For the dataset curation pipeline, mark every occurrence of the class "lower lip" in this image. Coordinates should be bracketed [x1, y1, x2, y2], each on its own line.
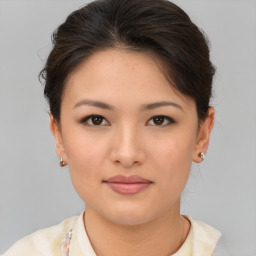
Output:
[105, 182, 152, 195]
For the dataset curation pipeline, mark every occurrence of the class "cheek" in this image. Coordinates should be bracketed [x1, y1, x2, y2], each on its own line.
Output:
[150, 131, 196, 193]
[63, 126, 107, 166]
[62, 129, 108, 197]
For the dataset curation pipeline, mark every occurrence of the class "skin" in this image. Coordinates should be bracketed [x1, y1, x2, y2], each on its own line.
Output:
[50, 48, 214, 256]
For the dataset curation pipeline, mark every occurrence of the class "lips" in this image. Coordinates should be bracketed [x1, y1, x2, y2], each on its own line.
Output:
[103, 175, 153, 195]
[105, 175, 152, 184]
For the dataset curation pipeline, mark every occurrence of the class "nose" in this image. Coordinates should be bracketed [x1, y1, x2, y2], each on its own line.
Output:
[109, 124, 146, 168]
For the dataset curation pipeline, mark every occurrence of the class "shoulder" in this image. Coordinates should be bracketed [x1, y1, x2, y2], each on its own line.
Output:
[184, 215, 222, 255]
[212, 237, 231, 256]
[188, 216, 221, 240]
[2, 215, 79, 256]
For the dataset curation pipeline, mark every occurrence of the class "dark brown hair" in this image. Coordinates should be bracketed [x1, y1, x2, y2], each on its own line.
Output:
[40, 0, 215, 123]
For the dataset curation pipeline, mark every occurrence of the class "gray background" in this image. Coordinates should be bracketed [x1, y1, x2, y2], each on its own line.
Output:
[0, 0, 255, 255]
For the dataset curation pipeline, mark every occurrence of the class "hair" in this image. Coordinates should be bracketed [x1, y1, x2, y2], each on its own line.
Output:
[39, 0, 215, 123]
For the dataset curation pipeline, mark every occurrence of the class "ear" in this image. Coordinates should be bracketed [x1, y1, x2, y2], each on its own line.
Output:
[49, 114, 67, 162]
[193, 107, 215, 163]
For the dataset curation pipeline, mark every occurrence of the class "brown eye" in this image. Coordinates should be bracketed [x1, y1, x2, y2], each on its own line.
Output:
[91, 116, 103, 125]
[80, 115, 109, 126]
[147, 115, 175, 126]
[153, 116, 165, 125]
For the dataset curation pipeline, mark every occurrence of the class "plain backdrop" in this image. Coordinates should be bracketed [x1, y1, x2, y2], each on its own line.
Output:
[0, 0, 255, 255]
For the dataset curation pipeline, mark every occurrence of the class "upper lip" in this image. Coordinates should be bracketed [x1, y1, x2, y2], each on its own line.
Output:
[104, 175, 152, 184]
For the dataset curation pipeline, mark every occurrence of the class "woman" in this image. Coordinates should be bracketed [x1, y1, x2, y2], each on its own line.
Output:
[3, 0, 229, 255]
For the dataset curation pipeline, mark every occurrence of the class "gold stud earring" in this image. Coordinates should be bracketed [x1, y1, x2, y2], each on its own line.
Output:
[60, 158, 67, 167]
[198, 152, 205, 161]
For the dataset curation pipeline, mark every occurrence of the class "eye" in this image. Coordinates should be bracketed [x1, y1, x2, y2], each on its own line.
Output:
[80, 114, 110, 126]
[147, 115, 175, 126]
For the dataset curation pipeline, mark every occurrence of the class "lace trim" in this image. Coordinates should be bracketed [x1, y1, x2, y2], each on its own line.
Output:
[60, 229, 73, 256]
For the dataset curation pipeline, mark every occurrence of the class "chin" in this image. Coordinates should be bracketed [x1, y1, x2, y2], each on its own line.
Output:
[109, 214, 150, 226]
[103, 205, 153, 226]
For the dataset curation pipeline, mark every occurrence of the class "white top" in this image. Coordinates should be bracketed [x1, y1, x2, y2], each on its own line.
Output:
[2, 211, 229, 256]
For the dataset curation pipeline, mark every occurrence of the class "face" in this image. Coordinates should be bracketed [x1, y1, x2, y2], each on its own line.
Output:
[51, 48, 214, 226]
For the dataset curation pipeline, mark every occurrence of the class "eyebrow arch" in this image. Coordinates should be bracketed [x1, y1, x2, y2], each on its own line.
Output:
[74, 100, 115, 110]
[74, 99, 183, 111]
[140, 101, 183, 111]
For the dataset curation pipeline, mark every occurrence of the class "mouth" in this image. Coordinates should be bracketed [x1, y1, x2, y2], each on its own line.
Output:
[103, 175, 153, 195]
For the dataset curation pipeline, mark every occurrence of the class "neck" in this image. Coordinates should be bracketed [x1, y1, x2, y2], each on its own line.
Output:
[83, 202, 190, 256]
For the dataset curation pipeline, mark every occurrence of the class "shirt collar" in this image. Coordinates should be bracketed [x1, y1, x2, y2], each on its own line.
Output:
[68, 211, 221, 256]
[69, 210, 96, 256]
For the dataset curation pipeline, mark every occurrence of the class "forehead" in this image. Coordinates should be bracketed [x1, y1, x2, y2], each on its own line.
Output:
[63, 48, 192, 107]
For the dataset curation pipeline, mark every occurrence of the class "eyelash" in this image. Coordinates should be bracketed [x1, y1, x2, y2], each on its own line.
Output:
[79, 114, 176, 127]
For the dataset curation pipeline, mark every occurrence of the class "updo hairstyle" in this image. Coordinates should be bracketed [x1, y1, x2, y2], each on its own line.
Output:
[39, 0, 215, 123]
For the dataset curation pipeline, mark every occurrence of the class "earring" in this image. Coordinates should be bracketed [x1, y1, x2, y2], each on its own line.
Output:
[60, 158, 67, 167]
[198, 152, 205, 161]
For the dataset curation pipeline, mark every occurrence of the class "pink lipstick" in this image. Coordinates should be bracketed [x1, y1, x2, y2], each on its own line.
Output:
[104, 175, 152, 195]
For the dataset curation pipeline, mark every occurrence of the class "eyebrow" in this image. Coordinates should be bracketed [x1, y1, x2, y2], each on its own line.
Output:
[74, 99, 183, 111]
